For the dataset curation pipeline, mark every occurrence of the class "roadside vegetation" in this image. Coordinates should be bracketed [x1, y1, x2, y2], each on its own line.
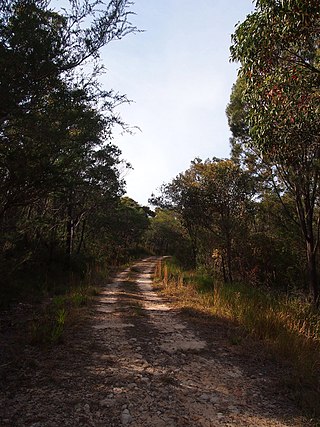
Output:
[1, 1, 320, 419]
[29, 273, 103, 345]
[148, 3, 320, 418]
[154, 257, 320, 417]
[0, 0, 153, 346]
[0, 0, 151, 308]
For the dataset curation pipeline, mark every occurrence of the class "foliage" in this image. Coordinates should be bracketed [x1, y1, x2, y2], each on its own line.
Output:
[230, 0, 320, 151]
[151, 158, 255, 281]
[143, 209, 193, 266]
[0, 0, 141, 304]
[102, 197, 152, 263]
[230, 1, 320, 303]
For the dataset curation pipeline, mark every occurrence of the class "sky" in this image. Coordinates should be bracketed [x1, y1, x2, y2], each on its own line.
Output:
[99, 0, 255, 206]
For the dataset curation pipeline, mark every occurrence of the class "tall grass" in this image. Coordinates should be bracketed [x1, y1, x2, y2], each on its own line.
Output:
[28, 263, 103, 346]
[154, 258, 320, 417]
[30, 283, 100, 345]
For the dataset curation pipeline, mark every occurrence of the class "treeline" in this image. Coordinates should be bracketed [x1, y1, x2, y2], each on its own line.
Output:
[0, 0, 153, 303]
[150, 0, 320, 306]
[2, 0, 319, 311]
[150, 157, 304, 290]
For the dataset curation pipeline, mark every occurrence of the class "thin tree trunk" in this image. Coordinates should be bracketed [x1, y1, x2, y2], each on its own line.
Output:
[223, 214, 233, 282]
[65, 201, 74, 269]
[221, 254, 227, 283]
[48, 225, 57, 266]
[306, 240, 319, 306]
[295, 191, 319, 306]
[77, 219, 86, 254]
[226, 236, 233, 282]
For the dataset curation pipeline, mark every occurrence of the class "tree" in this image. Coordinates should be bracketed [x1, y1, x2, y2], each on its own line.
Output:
[101, 197, 151, 263]
[230, 0, 320, 304]
[0, 0, 136, 218]
[226, 77, 307, 290]
[143, 209, 193, 266]
[152, 159, 255, 280]
[0, 0, 138, 294]
[0, 0, 135, 119]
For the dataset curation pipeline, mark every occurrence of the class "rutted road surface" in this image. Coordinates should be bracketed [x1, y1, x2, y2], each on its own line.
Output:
[0, 257, 310, 426]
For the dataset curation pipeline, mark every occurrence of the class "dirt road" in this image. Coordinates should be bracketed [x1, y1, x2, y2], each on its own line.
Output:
[0, 257, 310, 426]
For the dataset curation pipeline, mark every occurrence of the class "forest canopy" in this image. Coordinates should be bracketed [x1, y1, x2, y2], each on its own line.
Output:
[0, 0, 142, 302]
[150, 0, 320, 306]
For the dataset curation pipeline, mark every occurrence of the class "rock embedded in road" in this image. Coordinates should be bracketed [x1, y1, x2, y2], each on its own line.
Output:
[121, 408, 132, 425]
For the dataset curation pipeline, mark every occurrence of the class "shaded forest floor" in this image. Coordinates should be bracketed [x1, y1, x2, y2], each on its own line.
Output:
[0, 257, 315, 426]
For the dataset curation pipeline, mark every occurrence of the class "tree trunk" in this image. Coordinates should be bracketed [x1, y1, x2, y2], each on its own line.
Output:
[65, 202, 74, 269]
[306, 240, 319, 306]
[77, 219, 86, 254]
[295, 192, 319, 306]
[48, 225, 58, 266]
[221, 254, 227, 283]
[224, 217, 233, 282]
[226, 238, 233, 282]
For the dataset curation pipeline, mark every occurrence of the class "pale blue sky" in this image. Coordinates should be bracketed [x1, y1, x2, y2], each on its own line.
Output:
[100, 1, 255, 205]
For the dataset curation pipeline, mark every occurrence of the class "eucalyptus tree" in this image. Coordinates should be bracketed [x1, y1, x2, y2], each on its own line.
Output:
[0, 0, 136, 218]
[0, 0, 135, 118]
[0, 0, 137, 284]
[143, 209, 193, 265]
[152, 159, 255, 281]
[230, 0, 320, 303]
[94, 197, 151, 264]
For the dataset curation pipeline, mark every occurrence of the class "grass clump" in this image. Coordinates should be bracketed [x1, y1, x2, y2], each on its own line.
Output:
[154, 258, 320, 418]
[29, 283, 100, 345]
[30, 305, 66, 345]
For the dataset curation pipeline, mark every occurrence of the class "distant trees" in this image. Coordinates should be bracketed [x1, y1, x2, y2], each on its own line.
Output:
[150, 152, 308, 293]
[151, 158, 255, 281]
[143, 209, 193, 267]
[108, 197, 151, 262]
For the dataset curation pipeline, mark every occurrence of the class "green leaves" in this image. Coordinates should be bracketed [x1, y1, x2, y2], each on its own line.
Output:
[0, 0, 137, 285]
[231, 0, 320, 156]
[152, 159, 256, 280]
[229, 0, 320, 303]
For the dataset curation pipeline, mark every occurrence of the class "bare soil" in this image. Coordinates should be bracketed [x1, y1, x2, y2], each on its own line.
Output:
[0, 257, 313, 426]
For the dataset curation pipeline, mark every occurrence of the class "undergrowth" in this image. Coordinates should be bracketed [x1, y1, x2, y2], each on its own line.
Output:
[30, 283, 100, 345]
[4, 256, 140, 346]
[27, 262, 108, 345]
[154, 258, 320, 419]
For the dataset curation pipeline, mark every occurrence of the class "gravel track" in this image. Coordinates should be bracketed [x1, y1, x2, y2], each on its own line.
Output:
[0, 257, 311, 426]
